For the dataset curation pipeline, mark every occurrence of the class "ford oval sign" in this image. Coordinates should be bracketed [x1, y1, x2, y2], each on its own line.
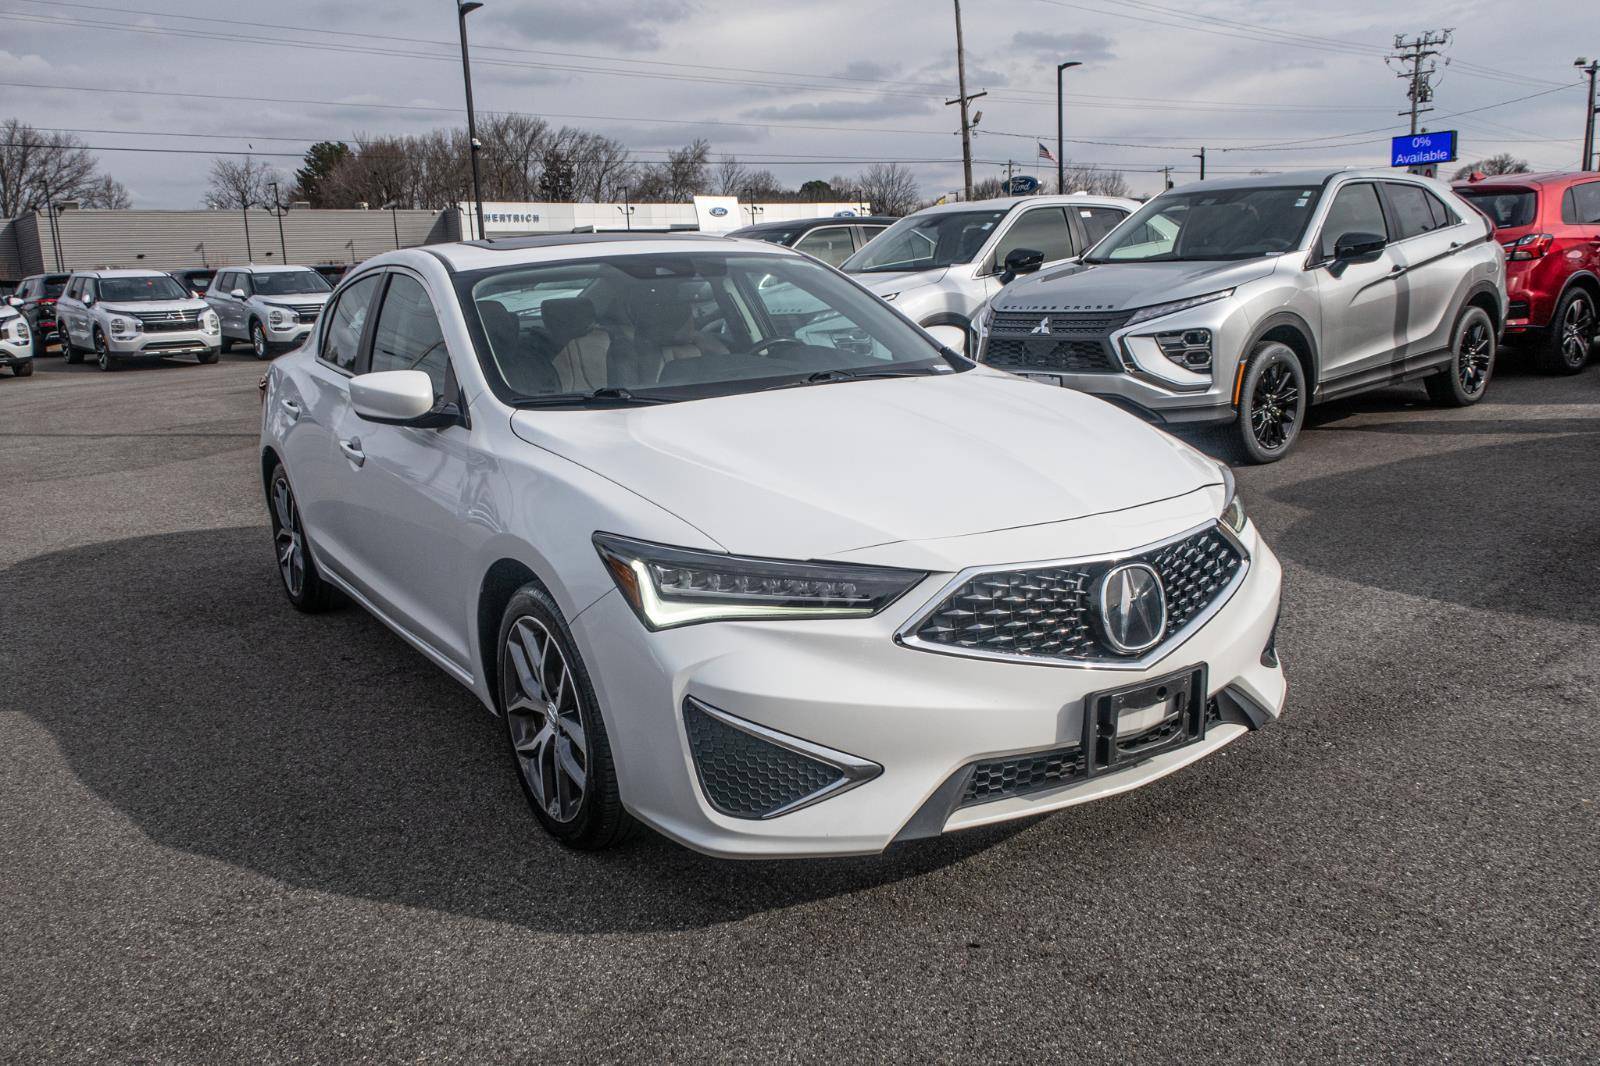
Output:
[709, 206, 729, 217]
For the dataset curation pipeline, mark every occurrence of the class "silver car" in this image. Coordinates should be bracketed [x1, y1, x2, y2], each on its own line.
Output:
[205, 265, 334, 359]
[56, 270, 222, 371]
[977, 169, 1508, 462]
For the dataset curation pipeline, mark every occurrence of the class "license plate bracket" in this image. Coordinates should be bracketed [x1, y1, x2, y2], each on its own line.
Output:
[1082, 664, 1207, 775]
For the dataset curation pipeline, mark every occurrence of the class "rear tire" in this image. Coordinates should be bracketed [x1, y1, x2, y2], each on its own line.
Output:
[498, 582, 636, 851]
[1229, 341, 1307, 464]
[64, 335, 83, 364]
[1425, 305, 1496, 406]
[1533, 288, 1595, 375]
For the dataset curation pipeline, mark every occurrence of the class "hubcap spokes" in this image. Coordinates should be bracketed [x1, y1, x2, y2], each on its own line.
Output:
[1458, 322, 1492, 394]
[1250, 361, 1300, 450]
[504, 617, 588, 823]
[271, 477, 305, 597]
[1562, 300, 1593, 364]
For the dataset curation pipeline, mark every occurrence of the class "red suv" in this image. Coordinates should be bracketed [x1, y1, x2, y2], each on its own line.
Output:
[1454, 172, 1600, 373]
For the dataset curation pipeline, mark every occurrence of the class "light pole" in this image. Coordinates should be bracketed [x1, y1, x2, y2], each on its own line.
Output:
[266, 180, 289, 262]
[240, 193, 254, 261]
[1056, 61, 1081, 194]
[1578, 58, 1599, 171]
[457, 1, 487, 240]
[383, 202, 401, 248]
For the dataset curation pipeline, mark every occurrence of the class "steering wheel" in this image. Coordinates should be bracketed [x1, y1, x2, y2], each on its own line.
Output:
[747, 337, 807, 359]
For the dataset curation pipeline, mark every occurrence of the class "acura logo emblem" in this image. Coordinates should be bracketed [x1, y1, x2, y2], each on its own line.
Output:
[1095, 563, 1167, 655]
[1030, 317, 1052, 335]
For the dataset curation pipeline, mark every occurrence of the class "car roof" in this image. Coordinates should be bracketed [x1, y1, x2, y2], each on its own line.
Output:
[424, 232, 795, 272]
[729, 215, 897, 236]
[72, 269, 177, 279]
[908, 193, 1139, 218]
[1452, 170, 1594, 189]
[226, 264, 319, 273]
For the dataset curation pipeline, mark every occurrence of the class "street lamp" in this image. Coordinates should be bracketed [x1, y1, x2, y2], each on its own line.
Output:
[457, 1, 487, 240]
[382, 202, 402, 248]
[1056, 61, 1082, 195]
[1578, 58, 1599, 172]
[266, 180, 289, 262]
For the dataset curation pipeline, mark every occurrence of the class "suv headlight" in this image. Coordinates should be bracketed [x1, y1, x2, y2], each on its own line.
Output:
[593, 533, 927, 630]
[202, 310, 220, 334]
[108, 315, 141, 338]
[1219, 465, 1246, 533]
[1125, 289, 1234, 326]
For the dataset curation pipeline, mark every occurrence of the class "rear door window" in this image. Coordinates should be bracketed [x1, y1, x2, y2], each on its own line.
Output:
[791, 226, 856, 267]
[1385, 183, 1448, 240]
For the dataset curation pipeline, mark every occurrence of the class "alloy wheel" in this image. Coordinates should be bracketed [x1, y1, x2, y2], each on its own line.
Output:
[95, 332, 110, 371]
[270, 473, 306, 598]
[1560, 295, 1594, 368]
[253, 325, 268, 359]
[1249, 359, 1301, 452]
[1457, 319, 1493, 396]
[503, 617, 589, 824]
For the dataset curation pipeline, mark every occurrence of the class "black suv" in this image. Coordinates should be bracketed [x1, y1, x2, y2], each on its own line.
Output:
[8, 273, 71, 346]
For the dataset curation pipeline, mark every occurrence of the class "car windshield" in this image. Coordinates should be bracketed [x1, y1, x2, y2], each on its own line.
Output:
[841, 209, 1007, 273]
[251, 270, 332, 296]
[1456, 188, 1537, 230]
[42, 277, 68, 297]
[1085, 185, 1323, 263]
[457, 251, 960, 407]
[98, 276, 189, 302]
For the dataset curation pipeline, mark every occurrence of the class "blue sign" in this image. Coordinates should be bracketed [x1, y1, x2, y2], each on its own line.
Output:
[1006, 175, 1041, 196]
[708, 206, 729, 217]
[1391, 131, 1457, 168]
[832, 210, 858, 217]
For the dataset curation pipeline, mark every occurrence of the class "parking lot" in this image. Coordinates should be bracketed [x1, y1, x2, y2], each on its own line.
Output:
[1, 350, 1597, 1062]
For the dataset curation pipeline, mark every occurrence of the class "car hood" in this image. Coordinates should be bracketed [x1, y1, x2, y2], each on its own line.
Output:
[850, 267, 949, 298]
[995, 257, 1282, 314]
[509, 370, 1222, 560]
[99, 300, 210, 315]
[258, 292, 332, 306]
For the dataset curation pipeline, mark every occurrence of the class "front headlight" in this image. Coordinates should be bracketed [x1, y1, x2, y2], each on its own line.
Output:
[1125, 288, 1234, 326]
[108, 315, 140, 338]
[1219, 466, 1246, 533]
[202, 310, 220, 333]
[593, 532, 927, 630]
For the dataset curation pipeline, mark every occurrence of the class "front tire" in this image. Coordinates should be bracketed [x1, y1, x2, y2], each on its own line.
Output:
[12, 361, 33, 377]
[197, 348, 220, 365]
[1533, 288, 1595, 375]
[498, 583, 635, 850]
[1230, 341, 1307, 464]
[251, 320, 271, 360]
[93, 329, 117, 372]
[1425, 305, 1496, 406]
[267, 463, 340, 613]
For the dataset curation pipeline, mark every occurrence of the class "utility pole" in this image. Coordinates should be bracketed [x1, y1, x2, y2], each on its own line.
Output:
[1160, 165, 1173, 190]
[41, 177, 63, 271]
[1056, 60, 1081, 195]
[1192, 147, 1206, 180]
[1004, 159, 1015, 194]
[1578, 58, 1599, 171]
[266, 180, 288, 262]
[1389, 31, 1452, 136]
[947, 0, 983, 199]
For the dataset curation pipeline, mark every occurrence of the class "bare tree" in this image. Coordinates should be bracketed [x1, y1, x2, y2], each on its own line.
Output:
[202, 156, 282, 209]
[1451, 153, 1530, 181]
[856, 162, 920, 215]
[1062, 163, 1130, 197]
[715, 155, 749, 197]
[634, 138, 712, 202]
[0, 119, 131, 215]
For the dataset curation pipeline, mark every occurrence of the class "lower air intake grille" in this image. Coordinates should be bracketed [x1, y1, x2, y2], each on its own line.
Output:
[684, 700, 848, 819]
[964, 746, 1086, 804]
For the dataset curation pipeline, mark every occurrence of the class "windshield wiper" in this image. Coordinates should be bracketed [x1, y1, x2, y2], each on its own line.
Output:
[762, 365, 951, 392]
[512, 386, 673, 408]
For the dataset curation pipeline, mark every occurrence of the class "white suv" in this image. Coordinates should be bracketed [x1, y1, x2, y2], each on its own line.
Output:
[205, 265, 334, 360]
[841, 193, 1137, 355]
[56, 270, 221, 370]
[0, 302, 33, 377]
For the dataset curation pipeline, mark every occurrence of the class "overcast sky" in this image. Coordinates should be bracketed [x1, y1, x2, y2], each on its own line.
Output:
[0, 0, 1591, 207]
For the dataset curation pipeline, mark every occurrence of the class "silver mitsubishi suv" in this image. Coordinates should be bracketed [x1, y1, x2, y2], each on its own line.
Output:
[976, 169, 1508, 462]
[204, 264, 333, 359]
[56, 270, 222, 371]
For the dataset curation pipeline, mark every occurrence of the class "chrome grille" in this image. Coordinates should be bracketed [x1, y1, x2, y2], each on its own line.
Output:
[907, 526, 1245, 664]
[130, 308, 202, 333]
[288, 303, 323, 321]
[982, 309, 1131, 374]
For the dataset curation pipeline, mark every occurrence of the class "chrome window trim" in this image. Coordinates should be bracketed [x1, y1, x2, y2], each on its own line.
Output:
[893, 517, 1250, 672]
[684, 697, 883, 819]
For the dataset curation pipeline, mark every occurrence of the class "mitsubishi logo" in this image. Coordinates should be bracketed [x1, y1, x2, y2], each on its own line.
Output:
[1095, 563, 1168, 655]
[168, 312, 180, 320]
[1030, 317, 1052, 335]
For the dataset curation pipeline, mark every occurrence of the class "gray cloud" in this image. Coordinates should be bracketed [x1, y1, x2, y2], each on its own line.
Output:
[741, 96, 936, 123]
[498, 0, 695, 52]
[1009, 30, 1116, 63]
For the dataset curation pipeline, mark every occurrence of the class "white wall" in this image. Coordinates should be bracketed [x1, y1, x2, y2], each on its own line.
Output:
[458, 200, 873, 238]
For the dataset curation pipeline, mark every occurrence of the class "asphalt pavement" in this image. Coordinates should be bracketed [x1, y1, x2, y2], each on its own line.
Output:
[2, 346, 1597, 1063]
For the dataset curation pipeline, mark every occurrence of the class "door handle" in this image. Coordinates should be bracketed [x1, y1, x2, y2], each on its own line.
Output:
[338, 437, 365, 466]
[1388, 264, 1408, 278]
[279, 399, 301, 421]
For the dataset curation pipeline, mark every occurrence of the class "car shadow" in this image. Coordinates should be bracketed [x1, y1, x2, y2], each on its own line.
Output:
[1, 528, 1027, 933]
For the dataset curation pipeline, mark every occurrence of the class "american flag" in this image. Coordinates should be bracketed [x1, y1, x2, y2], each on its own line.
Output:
[1038, 142, 1057, 163]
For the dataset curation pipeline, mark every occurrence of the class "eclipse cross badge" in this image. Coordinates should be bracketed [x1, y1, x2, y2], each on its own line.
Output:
[1030, 317, 1052, 335]
[1095, 562, 1168, 655]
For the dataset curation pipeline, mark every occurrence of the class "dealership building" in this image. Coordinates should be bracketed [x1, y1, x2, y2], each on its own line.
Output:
[0, 198, 872, 285]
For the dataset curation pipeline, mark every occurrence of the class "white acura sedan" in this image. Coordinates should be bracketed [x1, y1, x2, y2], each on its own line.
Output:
[259, 234, 1286, 858]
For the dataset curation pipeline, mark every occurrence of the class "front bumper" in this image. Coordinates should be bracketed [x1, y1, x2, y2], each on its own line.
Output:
[573, 517, 1285, 858]
[107, 329, 221, 356]
[0, 344, 32, 366]
[265, 320, 314, 345]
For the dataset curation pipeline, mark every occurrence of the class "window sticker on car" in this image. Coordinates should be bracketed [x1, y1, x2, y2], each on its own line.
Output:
[1295, 195, 1311, 208]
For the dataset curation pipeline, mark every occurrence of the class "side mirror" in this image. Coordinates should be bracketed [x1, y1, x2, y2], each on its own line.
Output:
[83, 293, 95, 306]
[1000, 248, 1045, 284]
[1332, 232, 1386, 263]
[350, 370, 461, 428]
[5, 296, 21, 307]
[231, 289, 247, 300]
